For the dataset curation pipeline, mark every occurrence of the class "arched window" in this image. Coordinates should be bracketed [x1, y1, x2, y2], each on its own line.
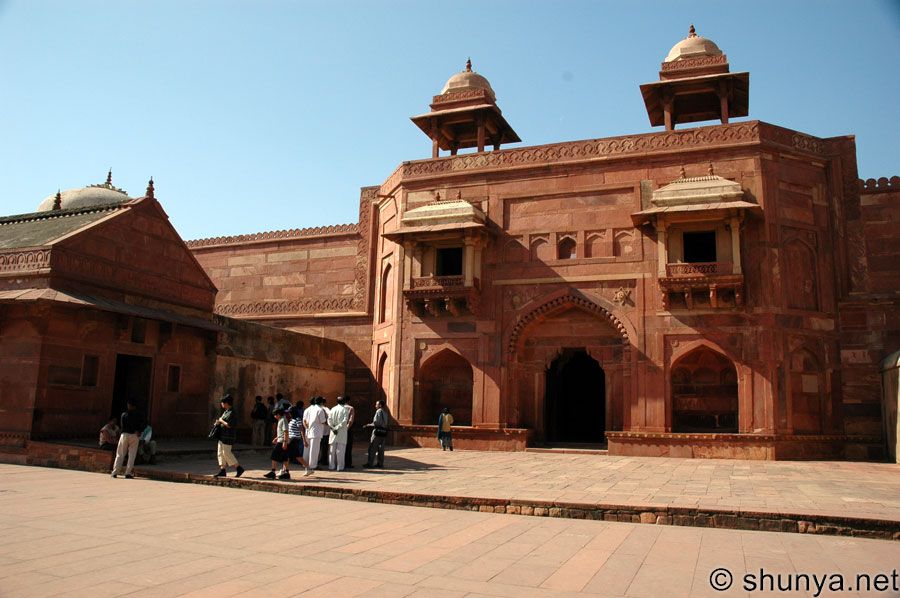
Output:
[557, 237, 577, 260]
[376, 352, 389, 402]
[671, 346, 738, 433]
[585, 233, 608, 258]
[378, 264, 393, 324]
[613, 230, 635, 257]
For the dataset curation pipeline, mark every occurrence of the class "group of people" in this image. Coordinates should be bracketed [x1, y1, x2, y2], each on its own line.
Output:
[213, 395, 391, 479]
[103, 392, 453, 481]
[103, 401, 157, 479]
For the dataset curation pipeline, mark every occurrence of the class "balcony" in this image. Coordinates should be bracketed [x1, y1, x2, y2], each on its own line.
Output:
[404, 275, 481, 317]
[660, 262, 743, 310]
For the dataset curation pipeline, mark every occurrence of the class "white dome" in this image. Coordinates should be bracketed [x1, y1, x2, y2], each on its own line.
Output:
[37, 175, 130, 212]
[664, 26, 724, 62]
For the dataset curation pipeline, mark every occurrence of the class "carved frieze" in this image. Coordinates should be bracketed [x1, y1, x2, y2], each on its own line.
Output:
[0, 249, 51, 274]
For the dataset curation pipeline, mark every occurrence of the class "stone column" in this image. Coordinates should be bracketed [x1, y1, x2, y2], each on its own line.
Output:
[463, 237, 476, 286]
[730, 216, 742, 274]
[402, 240, 414, 290]
[657, 221, 668, 277]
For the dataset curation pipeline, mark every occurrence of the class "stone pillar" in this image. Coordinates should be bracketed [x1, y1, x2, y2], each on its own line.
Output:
[657, 221, 668, 277]
[402, 241, 414, 290]
[476, 113, 485, 152]
[730, 216, 742, 274]
[431, 121, 440, 159]
[718, 80, 730, 125]
[463, 237, 476, 286]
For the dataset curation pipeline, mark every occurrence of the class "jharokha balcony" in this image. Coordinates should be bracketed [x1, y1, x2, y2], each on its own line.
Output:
[659, 261, 744, 310]
[404, 275, 481, 317]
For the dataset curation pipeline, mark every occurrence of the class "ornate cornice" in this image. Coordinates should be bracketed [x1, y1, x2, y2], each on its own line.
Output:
[0, 248, 51, 274]
[216, 296, 356, 317]
[660, 54, 729, 72]
[378, 122, 838, 191]
[187, 223, 358, 249]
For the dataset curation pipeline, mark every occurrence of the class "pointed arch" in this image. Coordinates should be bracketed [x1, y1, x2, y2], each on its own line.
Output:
[670, 343, 739, 433]
[557, 236, 577, 260]
[415, 348, 473, 426]
[378, 263, 393, 324]
[506, 289, 630, 355]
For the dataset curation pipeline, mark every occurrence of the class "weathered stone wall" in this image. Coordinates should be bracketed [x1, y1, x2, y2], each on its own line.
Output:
[211, 316, 346, 440]
[0, 303, 42, 449]
[838, 179, 900, 457]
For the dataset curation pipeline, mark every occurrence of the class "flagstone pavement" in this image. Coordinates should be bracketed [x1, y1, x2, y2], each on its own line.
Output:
[141, 446, 900, 522]
[0, 464, 897, 598]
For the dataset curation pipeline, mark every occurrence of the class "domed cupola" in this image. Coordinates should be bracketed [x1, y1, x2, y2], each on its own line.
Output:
[640, 25, 750, 130]
[411, 59, 520, 158]
[36, 170, 131, 212]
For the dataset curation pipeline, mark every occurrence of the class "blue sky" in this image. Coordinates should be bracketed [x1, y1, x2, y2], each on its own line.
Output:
[1, 1, 898, 240]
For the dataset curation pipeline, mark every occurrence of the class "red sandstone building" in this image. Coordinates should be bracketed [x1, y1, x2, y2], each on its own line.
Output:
[190, 29, 899, 460]
[3, 29, 897, 461]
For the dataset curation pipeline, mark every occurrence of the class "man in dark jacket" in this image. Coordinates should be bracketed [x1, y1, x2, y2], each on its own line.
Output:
[111, 400, 144, 479]
[214, 395, 244, 478]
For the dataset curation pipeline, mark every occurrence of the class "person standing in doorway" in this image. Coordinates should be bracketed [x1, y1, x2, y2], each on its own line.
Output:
[250, 395, 267, 447]
[327, 396, 351, 471]
[343, 395, 355, 469]
[302, 396, 327, 470]
[364, 400, 388, 469]
[437, 407, 454, 451]
[111, 400, 144, 479]
[214, 395, 244, 478]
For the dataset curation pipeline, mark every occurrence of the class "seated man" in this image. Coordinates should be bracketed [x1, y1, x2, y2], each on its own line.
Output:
[137, 425, 157, 465]
[99, 417, 120, 451]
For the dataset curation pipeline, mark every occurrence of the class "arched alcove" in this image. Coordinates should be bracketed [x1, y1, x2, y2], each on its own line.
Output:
[415, 349, 473, 426]
[557, 237, 577, 260]
[671, 346, 738, 432]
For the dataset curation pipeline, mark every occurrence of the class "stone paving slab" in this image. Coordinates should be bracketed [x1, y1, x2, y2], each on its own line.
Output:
[1, 465, 898, 597]
[137, 446, 900, 525]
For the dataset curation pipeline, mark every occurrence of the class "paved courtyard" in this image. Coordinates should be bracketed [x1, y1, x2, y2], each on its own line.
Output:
[142, 446, 900, 523]
[1, 464, 897, 598]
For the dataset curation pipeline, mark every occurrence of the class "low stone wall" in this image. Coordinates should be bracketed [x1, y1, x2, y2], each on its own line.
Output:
[138, 468, 900, 541]
[606, 432, 884, 460]
[392, 425, 532, 451]
[0, 441, 114, 472]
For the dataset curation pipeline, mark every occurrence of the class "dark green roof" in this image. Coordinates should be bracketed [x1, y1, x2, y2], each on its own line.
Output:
[0, 202, 129, 250]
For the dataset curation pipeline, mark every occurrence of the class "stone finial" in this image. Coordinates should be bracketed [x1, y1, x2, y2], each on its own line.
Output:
[465, 57, 472, 72]
[456, 190, 462, 200]
[146, 177, 155, 199]
[708, 162, 715, 175]
[106, 168, 113, 187]
[688, 24, 697, 37]
[53, 190, 62, 211]
[434, 190, 441, 201]
[679, 165, 686, 179]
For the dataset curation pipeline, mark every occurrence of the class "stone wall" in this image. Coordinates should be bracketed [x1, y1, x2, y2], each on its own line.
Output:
[212, 316, 346, 440]
[839, 178, 900, 457]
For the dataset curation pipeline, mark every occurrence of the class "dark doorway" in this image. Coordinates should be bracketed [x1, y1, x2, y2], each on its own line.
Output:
[112, 354, 153, 419]
[545, 349, 605, 443]
[435, 247, 463, 276]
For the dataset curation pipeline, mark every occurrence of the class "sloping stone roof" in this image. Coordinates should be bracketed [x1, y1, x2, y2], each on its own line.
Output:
[0, 202, 129, 250]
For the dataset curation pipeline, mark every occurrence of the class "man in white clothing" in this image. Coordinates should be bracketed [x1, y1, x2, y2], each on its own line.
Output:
[302, 396, 327, 469]
[327, 396, 351, 471]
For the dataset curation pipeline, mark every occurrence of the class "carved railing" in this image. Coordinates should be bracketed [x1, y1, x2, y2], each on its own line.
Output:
[666, 262, 732, 277]
[0, 249, 52, 274]
[410, 275, 465, 289]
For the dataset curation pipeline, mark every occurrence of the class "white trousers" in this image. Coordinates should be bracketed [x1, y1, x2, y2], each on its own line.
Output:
[112, 433, 139, 475]
[217, 441, 239, 468]
[306, 436, 322, 469]
[329, 442, 346, 471]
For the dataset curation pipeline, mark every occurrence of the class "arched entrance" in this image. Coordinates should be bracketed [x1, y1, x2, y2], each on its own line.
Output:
[545, 349, 606, 443]
[415, 349, 473, 426]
